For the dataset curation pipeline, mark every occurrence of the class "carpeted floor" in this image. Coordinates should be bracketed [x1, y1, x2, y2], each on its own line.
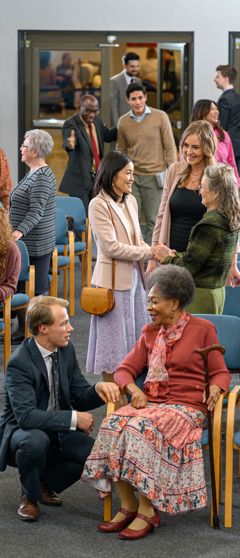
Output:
[0, 259, 240, 558]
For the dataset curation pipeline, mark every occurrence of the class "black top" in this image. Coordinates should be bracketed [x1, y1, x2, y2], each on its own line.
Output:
[169, 183, 206, 252]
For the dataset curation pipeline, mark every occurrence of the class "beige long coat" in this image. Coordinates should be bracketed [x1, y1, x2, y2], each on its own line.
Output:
[89, 191, 152, 290]
[151, 161, 183, 246]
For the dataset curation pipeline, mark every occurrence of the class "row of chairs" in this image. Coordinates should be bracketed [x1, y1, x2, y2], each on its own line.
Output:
[104, 313, 240, 529]
[0, 240, 35, 371]
[54, 197, 92, 317]
[0, 197, 91, 371]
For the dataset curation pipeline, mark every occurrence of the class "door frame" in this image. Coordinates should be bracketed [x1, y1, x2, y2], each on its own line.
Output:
[18, 30, 194, 180]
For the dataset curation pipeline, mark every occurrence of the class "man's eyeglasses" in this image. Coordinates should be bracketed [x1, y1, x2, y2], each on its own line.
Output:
[83, 108, 100, 115]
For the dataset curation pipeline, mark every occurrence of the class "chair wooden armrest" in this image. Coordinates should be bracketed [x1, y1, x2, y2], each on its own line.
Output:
[106, 389, 127, 416]
[50, 248, 58, 297]
[68, 230, 75, 317]
[25, 265, 35, 338]
[212, 388, 229, 520]
[225, 385, 240, 527]
[3, 295, 11, 372]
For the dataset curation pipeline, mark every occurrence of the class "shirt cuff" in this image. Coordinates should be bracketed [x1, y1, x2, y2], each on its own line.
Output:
[70, 411, 77, 430]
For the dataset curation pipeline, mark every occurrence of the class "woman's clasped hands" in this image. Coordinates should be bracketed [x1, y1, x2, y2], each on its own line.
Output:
[151, 243, 176, 264]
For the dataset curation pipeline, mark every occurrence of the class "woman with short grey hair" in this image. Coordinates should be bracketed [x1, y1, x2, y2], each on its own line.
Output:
[9, 129, 56, 343]
[24, 129, 54, 160]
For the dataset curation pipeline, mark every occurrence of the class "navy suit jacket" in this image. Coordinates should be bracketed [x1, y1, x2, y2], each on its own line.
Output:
[218, 89, 240, 157]
[59, 113, 117, 197]
[0, 337, 103, 471]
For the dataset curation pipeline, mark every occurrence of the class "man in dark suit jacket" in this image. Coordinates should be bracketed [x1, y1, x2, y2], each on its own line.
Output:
[110, 52, 142, 127]
[59, 95, 117, 215]
[0, 295, 119, 521]
[215, 65, 240, 169]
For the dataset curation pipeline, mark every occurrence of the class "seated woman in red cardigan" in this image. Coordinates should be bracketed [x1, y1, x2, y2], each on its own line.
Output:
[81, 265, 230, 540]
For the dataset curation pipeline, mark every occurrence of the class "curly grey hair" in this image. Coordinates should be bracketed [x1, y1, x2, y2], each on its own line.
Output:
[146, 265, 195, 309]
[24, 129, 54, 159]
[204, 163, 240, 231]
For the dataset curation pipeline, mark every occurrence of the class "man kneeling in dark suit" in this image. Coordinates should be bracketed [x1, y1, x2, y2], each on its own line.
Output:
[0, 296, 120, 521]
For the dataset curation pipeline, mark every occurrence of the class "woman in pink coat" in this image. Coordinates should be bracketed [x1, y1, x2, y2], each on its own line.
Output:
[190, 99, 240, 187]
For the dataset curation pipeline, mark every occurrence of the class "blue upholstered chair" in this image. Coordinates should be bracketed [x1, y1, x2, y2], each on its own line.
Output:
[104, 314, 237, 524]
[56, 196, 92, 289]
[56, 196, 86, 252]
[222, 287, 240, 319]
[55, 208, 75, 317]
[194, 314, 240, 374]
[192, 314, 240, 528]
[0, 241, 35, 340]
[218, 314, 240, 526]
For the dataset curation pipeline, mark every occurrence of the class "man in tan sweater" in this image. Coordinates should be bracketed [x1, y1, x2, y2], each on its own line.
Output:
[117, 83, 177, 244]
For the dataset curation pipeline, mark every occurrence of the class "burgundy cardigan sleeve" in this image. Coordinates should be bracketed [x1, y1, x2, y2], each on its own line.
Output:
[0, 241, 21, 303]
[203, 322, 230, 392]
[0, 150, 13, 209]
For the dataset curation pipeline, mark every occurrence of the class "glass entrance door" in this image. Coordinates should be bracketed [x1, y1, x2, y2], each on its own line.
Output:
[21, 32, 110, 188]
[229, 33, 240, 93]
[20, 32, 193, 184]
[157, 43, 190, 147]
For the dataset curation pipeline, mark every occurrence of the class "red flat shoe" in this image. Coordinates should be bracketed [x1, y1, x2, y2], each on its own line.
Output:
[98, 508, 137, 532]
[119, 510, 160, 540]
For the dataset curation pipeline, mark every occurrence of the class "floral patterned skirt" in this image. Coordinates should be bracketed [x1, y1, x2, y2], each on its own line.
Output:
[81, 403, 207, 515]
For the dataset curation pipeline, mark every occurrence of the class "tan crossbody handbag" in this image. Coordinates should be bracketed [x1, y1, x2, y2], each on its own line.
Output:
[80, 202, 115, 317]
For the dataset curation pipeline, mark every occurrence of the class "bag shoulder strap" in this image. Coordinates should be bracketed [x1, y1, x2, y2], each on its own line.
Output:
[103, 201, 115, 292]
[82, 199, 115, 291]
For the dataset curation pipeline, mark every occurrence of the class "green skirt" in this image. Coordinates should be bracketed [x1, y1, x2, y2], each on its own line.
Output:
[186, 286, 225, 315]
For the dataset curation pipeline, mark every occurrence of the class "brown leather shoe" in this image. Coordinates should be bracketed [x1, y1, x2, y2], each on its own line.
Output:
[17, 495, 39, 521]
[40, 481, 62, 506]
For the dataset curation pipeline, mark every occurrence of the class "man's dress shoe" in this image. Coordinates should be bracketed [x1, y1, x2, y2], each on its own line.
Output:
[40, 481, 62, 506]
[11, 333, 25, 345]
[17, 495, 39, 521]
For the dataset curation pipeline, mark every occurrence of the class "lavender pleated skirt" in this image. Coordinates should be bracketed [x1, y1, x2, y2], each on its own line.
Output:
[86, 263, 150, 375]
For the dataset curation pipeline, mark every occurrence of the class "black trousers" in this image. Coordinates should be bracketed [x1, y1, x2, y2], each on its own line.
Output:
[235, 156, 240, 174]
[8, 428, 95, 501]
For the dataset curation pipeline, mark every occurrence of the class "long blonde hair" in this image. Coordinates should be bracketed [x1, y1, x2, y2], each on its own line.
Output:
[179, 121, 217, 188]
[0, 207, 12, 269]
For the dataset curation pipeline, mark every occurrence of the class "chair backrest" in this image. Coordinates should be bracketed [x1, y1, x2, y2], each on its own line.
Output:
[55, 208, 68, 245]
[56, 196, 86, 233]
[222, 287, 240, 319]
[194, 314, 240, 370]
[133, 315, 240, 395]
[17, 240, 30, 281]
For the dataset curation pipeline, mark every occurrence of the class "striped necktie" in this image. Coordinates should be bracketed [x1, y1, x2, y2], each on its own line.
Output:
[88, 123, 100, 170]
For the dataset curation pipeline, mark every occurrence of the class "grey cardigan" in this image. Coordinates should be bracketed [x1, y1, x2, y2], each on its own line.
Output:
[10, 166, 56, 257]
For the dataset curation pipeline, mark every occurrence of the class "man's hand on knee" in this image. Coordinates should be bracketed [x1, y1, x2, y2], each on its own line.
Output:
[76, 412, 94, 435]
